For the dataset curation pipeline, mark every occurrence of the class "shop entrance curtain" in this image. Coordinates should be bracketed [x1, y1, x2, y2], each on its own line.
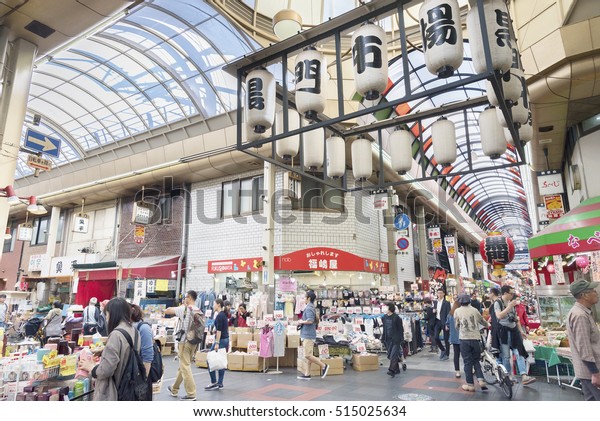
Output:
[75, 280, 116, 305]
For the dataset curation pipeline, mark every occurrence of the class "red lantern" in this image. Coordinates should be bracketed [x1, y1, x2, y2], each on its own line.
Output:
[576, 255, 589, 270]
[479, 231, 515, 276]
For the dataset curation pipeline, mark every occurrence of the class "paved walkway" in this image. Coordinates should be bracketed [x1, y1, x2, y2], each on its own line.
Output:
[155, 348, 583, 401]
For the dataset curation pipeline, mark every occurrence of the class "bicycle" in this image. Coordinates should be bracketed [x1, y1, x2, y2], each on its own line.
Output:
[479, 329, 513, 400]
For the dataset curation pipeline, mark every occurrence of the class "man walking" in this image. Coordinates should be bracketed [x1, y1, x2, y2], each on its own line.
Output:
[297, 290, 329, 380]
[83, 297, 100, 335]
[566, 279, 600, 400]
[166, 290, 199, 401]
[382, 302, 404, 377]
[433, 289, 451, 360]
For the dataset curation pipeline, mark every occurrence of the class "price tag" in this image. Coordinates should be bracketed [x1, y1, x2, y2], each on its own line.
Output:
[247, 317, 256, 327]
[372, 307, 381, 315]
[205, 334, 215, 346]
[264, 314, 274, 323]
[204, 309, 213, 319]
[356, 343, 366, 353]
[274, 310, 284, 320]
[247, 341, 258, 353]
[355, 317, 364, 325]
[363, 307, 372, 314]
[354, 307, 362, 314]
[353, 325, 362, 333]
[318, 344, 329, 359]
[330, 307, 338, 314]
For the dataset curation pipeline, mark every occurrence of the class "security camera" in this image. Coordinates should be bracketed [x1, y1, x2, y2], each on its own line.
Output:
[262, 246, 267, 251]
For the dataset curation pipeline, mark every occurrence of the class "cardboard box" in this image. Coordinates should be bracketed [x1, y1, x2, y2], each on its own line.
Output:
[237, 332, 253, 349]
[297, 358, 321, 376]
[162, 346, 173, 356]
[195, 351, 208, 368]
[352, 354, 379, 371]
[235, 327, 251, 334]
[243, 354, 265, 372]
[297, 357, 344, 376]
[228, 353, 244, 371]
[229, 332, 237, 348]
[252, 332, 261, 350]
[268, 348, 297, 368]
[286, 334, 300, 348]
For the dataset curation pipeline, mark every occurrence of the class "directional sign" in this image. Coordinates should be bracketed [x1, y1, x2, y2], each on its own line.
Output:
[24, 128, 61, 158]
[394, 213, 411, 230]
[26, 154, 52, 171]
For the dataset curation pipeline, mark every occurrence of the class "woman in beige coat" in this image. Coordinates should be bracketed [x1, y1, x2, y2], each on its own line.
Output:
[78, 297, 141, 401]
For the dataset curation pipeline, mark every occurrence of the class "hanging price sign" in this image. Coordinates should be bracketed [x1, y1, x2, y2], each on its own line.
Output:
[318, 344, 330, 359]
[247, 341, 258, 353]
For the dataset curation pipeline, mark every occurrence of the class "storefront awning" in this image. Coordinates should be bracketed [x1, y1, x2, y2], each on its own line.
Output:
[77, 255, 181, 281]
[528, 196, 600, 258]
[275, 247, 389, 274]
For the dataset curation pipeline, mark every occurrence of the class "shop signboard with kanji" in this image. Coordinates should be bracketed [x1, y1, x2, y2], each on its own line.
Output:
[537, 170, 564, 195]
[134, 225, 145, 244]
[208, 257, 263, 273]
[444, 236, 456, 258]
[73, 213, 89, 233]
[544, 194, 565, 219]
[276, 247, 389, 273]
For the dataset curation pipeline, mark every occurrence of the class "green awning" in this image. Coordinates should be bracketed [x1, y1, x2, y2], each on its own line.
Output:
[528, 196, 600, 258]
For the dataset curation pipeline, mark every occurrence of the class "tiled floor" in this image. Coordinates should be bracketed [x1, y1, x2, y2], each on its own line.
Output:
[155, 348, 584, 402]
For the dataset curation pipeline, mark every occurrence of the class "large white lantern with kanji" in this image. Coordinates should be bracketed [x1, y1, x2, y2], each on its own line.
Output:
[486, 47, 524, 105]
[275, 109, 300, 161]
[479, 106, 506, 159]
[246, 68, 276, 134]
[390, 128, 414, 175]
[351, 137, 373, 181]
[295, 47, 327, 120]
[326, 136, 345, 179]
[419, 0, 463, 78]
[468, 0, 512, 74]
[432, 117, 457, 166]
[351, 22, 388, 100]
[302, 123, 324, 171]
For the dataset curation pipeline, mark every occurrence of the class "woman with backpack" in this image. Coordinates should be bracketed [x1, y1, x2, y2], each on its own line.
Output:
[78, 297, 143, 401]
[131, 304, 154, 400]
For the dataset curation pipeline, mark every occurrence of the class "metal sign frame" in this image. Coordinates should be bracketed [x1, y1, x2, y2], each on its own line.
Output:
[223, 0, 527, 193]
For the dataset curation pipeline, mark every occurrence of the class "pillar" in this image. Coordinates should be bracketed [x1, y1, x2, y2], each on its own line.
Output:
[385, 189, 399, 289]
[0, 37, 38, 263]
[262, 161, 275, 313]
[416, 205, 429, 283]
[45, 206, 61, 258]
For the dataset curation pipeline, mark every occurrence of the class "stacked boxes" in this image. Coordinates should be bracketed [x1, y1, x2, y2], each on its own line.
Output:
[352, 354, 379, 371]
[296, 357, 344, 376]
[227, 353, 244, 371]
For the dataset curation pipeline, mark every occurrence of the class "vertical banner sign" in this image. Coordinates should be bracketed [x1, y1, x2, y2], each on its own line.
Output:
[592, 251, 600, 283]
[553, 255, 565, 285]
[133, 280, 146, 305]
[134, 225, 145, 244]
[428, 227, 442, 253]
[444, 236, 456, 258]
[543, 194, 565, 219]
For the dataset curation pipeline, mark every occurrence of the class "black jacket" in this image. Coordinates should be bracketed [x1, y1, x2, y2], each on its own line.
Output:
[433, 299, 451, 325]
[381, 313, 404, 345]
[423, 306, 436, 328]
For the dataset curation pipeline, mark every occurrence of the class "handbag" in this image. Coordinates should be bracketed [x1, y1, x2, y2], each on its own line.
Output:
[206, 349, 228, 372]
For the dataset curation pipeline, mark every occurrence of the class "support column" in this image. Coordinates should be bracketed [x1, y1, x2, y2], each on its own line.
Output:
[262, 161, 275, 313]
[45, 206, 61, 258]
[385, 189, 398, 289]
[453, 229, 463, 292]
[416, 206, 429, 283]
[0, 37, 38, 263]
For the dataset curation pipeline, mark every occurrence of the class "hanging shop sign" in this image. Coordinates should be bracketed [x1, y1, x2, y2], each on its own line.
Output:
[73, 213, 89, 233]
[155, 279, 169, 291]
[543, 194, 565, 219]
[207, 257, 263, 273]
[537, 170, 564, 195]
[373, 193, 388, 210]
[444, 236, 456, 258]
[553, 255, 565, 285]
[275, 247, 389, 274]
[17, 223, 33, 241]
[432, 238, 443, 253]
[276, 277, 297, 292]
[134, 225, 145, 244]
[537, 203, 549, 223]
[146, 279, 156, 294]
[133, 280, 147, 305]
[427, 227, 441, 239]
[28, 254, 48, 272]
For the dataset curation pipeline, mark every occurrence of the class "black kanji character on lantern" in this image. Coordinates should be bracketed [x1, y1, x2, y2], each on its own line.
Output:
[484, 236, 509, 264]
[352, 35, 383, 74]
[248, 77, 264, 110]
[420, 3, 458, 51]
[295, 59, 321, 94]
[494, 9, 511, 48]
[56, 261, 63, 274]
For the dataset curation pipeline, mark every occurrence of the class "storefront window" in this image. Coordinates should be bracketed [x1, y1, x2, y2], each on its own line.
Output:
[31, 217, 49, 246]
[3, 226, 15, 253]
[221, 175, 264, 218]
[292, 174, 344, 211]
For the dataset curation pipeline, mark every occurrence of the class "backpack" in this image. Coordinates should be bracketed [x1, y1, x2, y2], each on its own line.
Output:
[114, 328, 150, 401]
[137, 322, 164, 383]
[185, 309, 206, 345]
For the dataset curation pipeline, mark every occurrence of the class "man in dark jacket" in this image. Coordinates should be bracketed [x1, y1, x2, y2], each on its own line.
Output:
[423, 298, 436, 352]
[433, 289, 451, 360]
[382, 302, 404, 377]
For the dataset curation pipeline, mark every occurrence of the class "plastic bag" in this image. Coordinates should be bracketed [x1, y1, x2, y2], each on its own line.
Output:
[206, 349, 228, 372]
[522, 339, 536, 353]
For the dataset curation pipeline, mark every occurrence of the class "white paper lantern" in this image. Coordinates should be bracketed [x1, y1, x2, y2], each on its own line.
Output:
[351, 22, 389, 100]
[486, 47, 524, 105]
[295, 47, 327, 120]
[246, 68, 276, 134]
[479, 106, 507, 159]
[326, 136, 346, 179]
[503, 127, 514, 145]
[419, 0, 464, 78]
[432, 117, 457, 166]
[302, 123, 324, 171]
[275, 109, 300, 160]
[519, 121, 533, 143]
[244, 107, 266, 144]
[496, 94, 529, 127]
[351, 137, 373, 181]
[468, 0, 512, 74]
[390, 128, 414, 174]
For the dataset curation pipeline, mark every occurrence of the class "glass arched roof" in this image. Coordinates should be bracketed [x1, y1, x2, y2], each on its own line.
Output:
[361, 42, 532, 247]
[16, 0, 260, 178]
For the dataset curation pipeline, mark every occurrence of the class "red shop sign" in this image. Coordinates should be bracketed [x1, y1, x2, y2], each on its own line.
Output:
[275, 247, 389, 274]
[208, 257, 263, 273]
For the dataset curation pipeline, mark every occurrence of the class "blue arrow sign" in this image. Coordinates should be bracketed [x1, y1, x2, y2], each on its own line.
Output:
[394, 213, 410, 231]
[24, 128, 61, 158]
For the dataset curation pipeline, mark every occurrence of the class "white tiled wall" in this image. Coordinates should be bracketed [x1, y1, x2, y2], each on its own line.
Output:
[186, 170, 416, 293]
